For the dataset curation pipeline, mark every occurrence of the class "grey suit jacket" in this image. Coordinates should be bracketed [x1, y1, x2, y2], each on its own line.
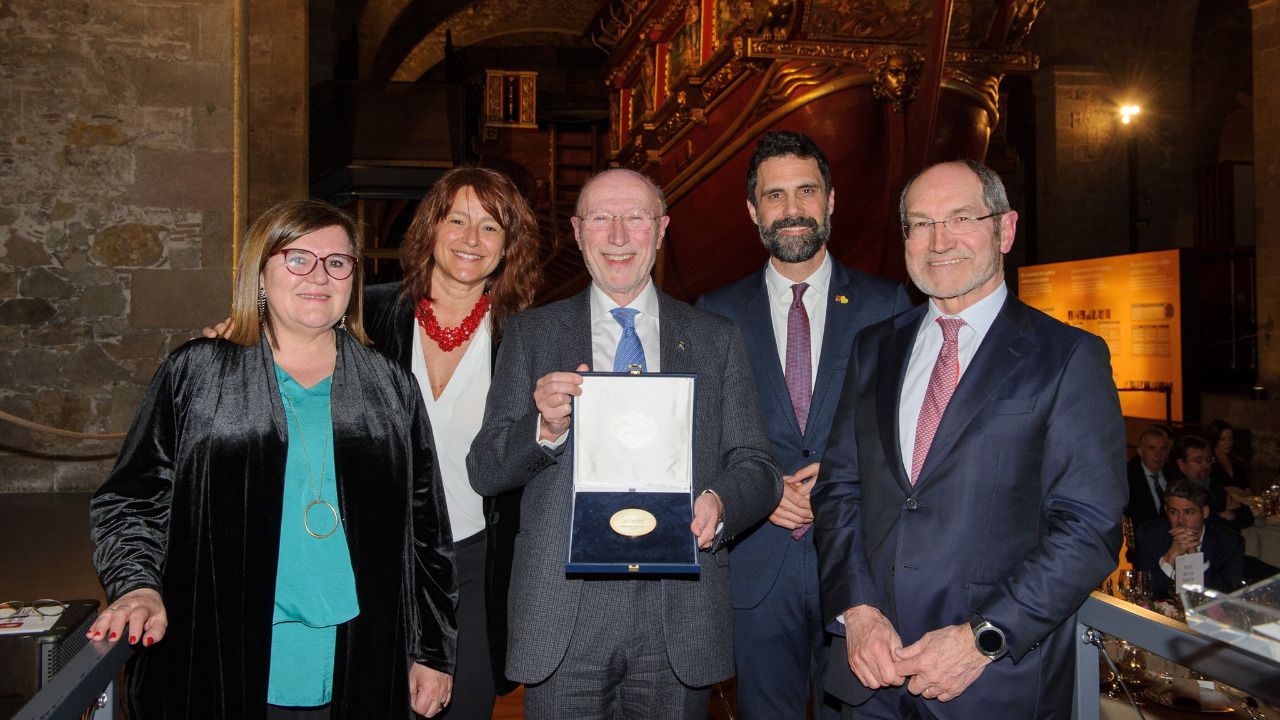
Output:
[467, 286, 782, 687]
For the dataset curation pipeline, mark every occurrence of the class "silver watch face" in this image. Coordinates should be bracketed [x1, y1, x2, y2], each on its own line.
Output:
[975, 624, 1005, 656]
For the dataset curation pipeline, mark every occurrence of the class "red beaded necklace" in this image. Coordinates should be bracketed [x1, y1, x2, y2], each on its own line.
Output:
[415, 293, 490, 352]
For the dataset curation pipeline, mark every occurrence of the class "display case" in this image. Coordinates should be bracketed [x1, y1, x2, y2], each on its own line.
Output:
[566, 373, 699, 574]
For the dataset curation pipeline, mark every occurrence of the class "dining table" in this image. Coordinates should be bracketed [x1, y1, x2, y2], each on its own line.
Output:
[1240, 497, 1280, 569]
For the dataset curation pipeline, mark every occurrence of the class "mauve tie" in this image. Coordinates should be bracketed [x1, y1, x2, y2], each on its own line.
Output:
[786, 283, 813, 540]
[910, 317, 966, 485]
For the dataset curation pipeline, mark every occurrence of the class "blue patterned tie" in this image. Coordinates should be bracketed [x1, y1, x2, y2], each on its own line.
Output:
[611, 307, 647, 373]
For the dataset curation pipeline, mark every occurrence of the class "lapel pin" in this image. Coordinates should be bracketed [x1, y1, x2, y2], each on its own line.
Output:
[835, 294, 849, 304]
[676, 340, 687, 351]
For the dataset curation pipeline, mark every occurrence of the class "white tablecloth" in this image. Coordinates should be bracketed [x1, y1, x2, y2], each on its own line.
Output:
[1243, 523, 1280, 567]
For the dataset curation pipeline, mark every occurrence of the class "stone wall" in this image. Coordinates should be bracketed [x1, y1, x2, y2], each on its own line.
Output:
[1254, 0, 1280, 389]
[1027, 0, 1201, 263]
[0, 0, 236, 491]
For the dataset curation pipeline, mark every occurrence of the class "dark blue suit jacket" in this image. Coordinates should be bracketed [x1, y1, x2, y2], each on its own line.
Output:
[813, 294, 1128, 718]
[697, 260, 910, 608]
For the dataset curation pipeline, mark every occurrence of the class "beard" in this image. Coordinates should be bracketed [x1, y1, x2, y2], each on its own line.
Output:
[758, 212, 831, 263]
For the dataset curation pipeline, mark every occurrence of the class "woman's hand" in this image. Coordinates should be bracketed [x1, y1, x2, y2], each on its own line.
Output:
[409, 663, 453, 717]
[86, 587, 168, 646]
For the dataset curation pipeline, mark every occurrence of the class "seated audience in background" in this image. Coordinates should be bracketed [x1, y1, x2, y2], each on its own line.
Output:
[1206, 419, 1253, 494]
[1133, 479, 1244, 600]
[1173, 435, 1254, 532]
[1126, 425, 1173, 529]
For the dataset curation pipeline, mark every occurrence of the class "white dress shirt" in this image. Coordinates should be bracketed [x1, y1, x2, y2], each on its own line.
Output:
[589, 280, 662, 373]
[763, 251, 832, 390]
[411, 311, 491, 541]
[898, 283, 1008, 477]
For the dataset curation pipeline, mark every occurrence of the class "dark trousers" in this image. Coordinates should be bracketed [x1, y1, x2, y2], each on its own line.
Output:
[524, 579, 710, 720]
[844, 688, 937, 720]
[733, 531, 839, 719]
[439, 531, 497, 720]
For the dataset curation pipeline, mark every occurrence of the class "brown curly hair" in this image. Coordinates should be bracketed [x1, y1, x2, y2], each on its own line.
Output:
[399, 167, 542, 340]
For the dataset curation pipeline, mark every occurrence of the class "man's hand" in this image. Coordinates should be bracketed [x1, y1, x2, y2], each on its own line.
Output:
[1162, 526, 1200, 566]
[534, 363, 588, 442]
[894, 623, 991, 702]
[691, 491, 723, 549]
[843, 605, 906, 689]
[769, 462, 818, 529]
[201, 317, 233, 339]
[408, 663, 452, 717]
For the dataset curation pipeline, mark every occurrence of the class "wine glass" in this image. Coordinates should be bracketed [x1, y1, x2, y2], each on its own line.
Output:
[1118, 570, 1138, 603]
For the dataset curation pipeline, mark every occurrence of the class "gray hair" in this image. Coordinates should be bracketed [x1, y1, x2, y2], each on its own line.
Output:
[1164, 478, 1210, 510]
[898, 159, 1011, 226]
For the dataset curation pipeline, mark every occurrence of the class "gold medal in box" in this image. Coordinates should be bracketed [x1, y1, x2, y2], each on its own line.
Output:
[610, 508, 658, 537]
[567, 373, 698, 574]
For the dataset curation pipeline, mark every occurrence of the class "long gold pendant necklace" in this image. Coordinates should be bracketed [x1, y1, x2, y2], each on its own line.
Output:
[282, 391, 340, 539]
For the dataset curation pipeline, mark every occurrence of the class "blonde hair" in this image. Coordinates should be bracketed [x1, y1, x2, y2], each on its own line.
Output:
[227, 200, 370, 347]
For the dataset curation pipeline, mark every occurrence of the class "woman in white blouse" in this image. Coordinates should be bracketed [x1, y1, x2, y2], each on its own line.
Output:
[363, 166, 542, 719]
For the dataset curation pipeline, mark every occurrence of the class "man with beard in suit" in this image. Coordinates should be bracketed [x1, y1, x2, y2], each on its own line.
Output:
[697, 131, 910, 719]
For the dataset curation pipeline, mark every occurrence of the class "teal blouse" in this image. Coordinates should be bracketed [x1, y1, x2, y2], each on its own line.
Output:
[268, 366, 360, 707]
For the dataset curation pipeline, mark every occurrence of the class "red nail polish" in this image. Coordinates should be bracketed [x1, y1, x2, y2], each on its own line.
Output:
[129, 635, 137, 643]
[109, 632, 118, 640]
[144, 637, 154, 647]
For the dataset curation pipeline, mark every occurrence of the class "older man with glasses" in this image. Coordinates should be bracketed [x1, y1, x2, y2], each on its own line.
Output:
[813, 160, 1127, 719]
[468, 169, 781, 720]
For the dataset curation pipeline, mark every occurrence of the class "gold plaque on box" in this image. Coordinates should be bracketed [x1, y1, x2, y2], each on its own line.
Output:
[610, 508, 658, 537]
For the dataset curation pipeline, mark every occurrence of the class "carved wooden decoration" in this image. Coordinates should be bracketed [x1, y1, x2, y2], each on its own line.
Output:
[871, 49, 924, 112]
[484, 70, 538, 128]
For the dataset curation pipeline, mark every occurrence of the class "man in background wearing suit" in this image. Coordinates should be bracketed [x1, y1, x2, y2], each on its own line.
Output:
[468, 168, 781, 720]
[1174, 435, 1254, 531]
[697, 131, 910, 719]
[813, 160, 1127, 718]
[1132, 479, 1244, 600]
[1126, 425, 1173, 529]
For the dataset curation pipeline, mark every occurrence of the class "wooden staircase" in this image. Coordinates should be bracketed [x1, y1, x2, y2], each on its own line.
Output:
[534, 122, 604, 304]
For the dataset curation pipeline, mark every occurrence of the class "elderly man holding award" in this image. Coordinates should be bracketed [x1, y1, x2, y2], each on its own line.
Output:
[468, 168, 781, 720]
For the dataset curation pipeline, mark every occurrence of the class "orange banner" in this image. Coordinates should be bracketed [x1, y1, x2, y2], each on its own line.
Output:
[1018, 249, 1182, 422]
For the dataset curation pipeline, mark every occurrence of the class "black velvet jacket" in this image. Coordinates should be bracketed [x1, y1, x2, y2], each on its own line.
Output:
[90, 331, 457, 719]
[363, 282, 521, 696]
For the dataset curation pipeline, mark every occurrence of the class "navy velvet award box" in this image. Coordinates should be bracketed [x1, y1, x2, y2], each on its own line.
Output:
[566, 372, 699, 574]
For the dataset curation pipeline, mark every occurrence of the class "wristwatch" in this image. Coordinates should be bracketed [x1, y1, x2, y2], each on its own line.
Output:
[969, 618, 1008, 660]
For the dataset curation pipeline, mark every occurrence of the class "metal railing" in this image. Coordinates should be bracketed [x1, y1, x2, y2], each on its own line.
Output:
[14, 639, 133, 720]
[1072, 591, 1280, 720]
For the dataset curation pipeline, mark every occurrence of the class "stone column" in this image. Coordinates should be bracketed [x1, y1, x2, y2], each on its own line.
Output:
[1254, 0, 1280, 389]
[1032, 66, 1129, 264]
[246, 0, 309, 222]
